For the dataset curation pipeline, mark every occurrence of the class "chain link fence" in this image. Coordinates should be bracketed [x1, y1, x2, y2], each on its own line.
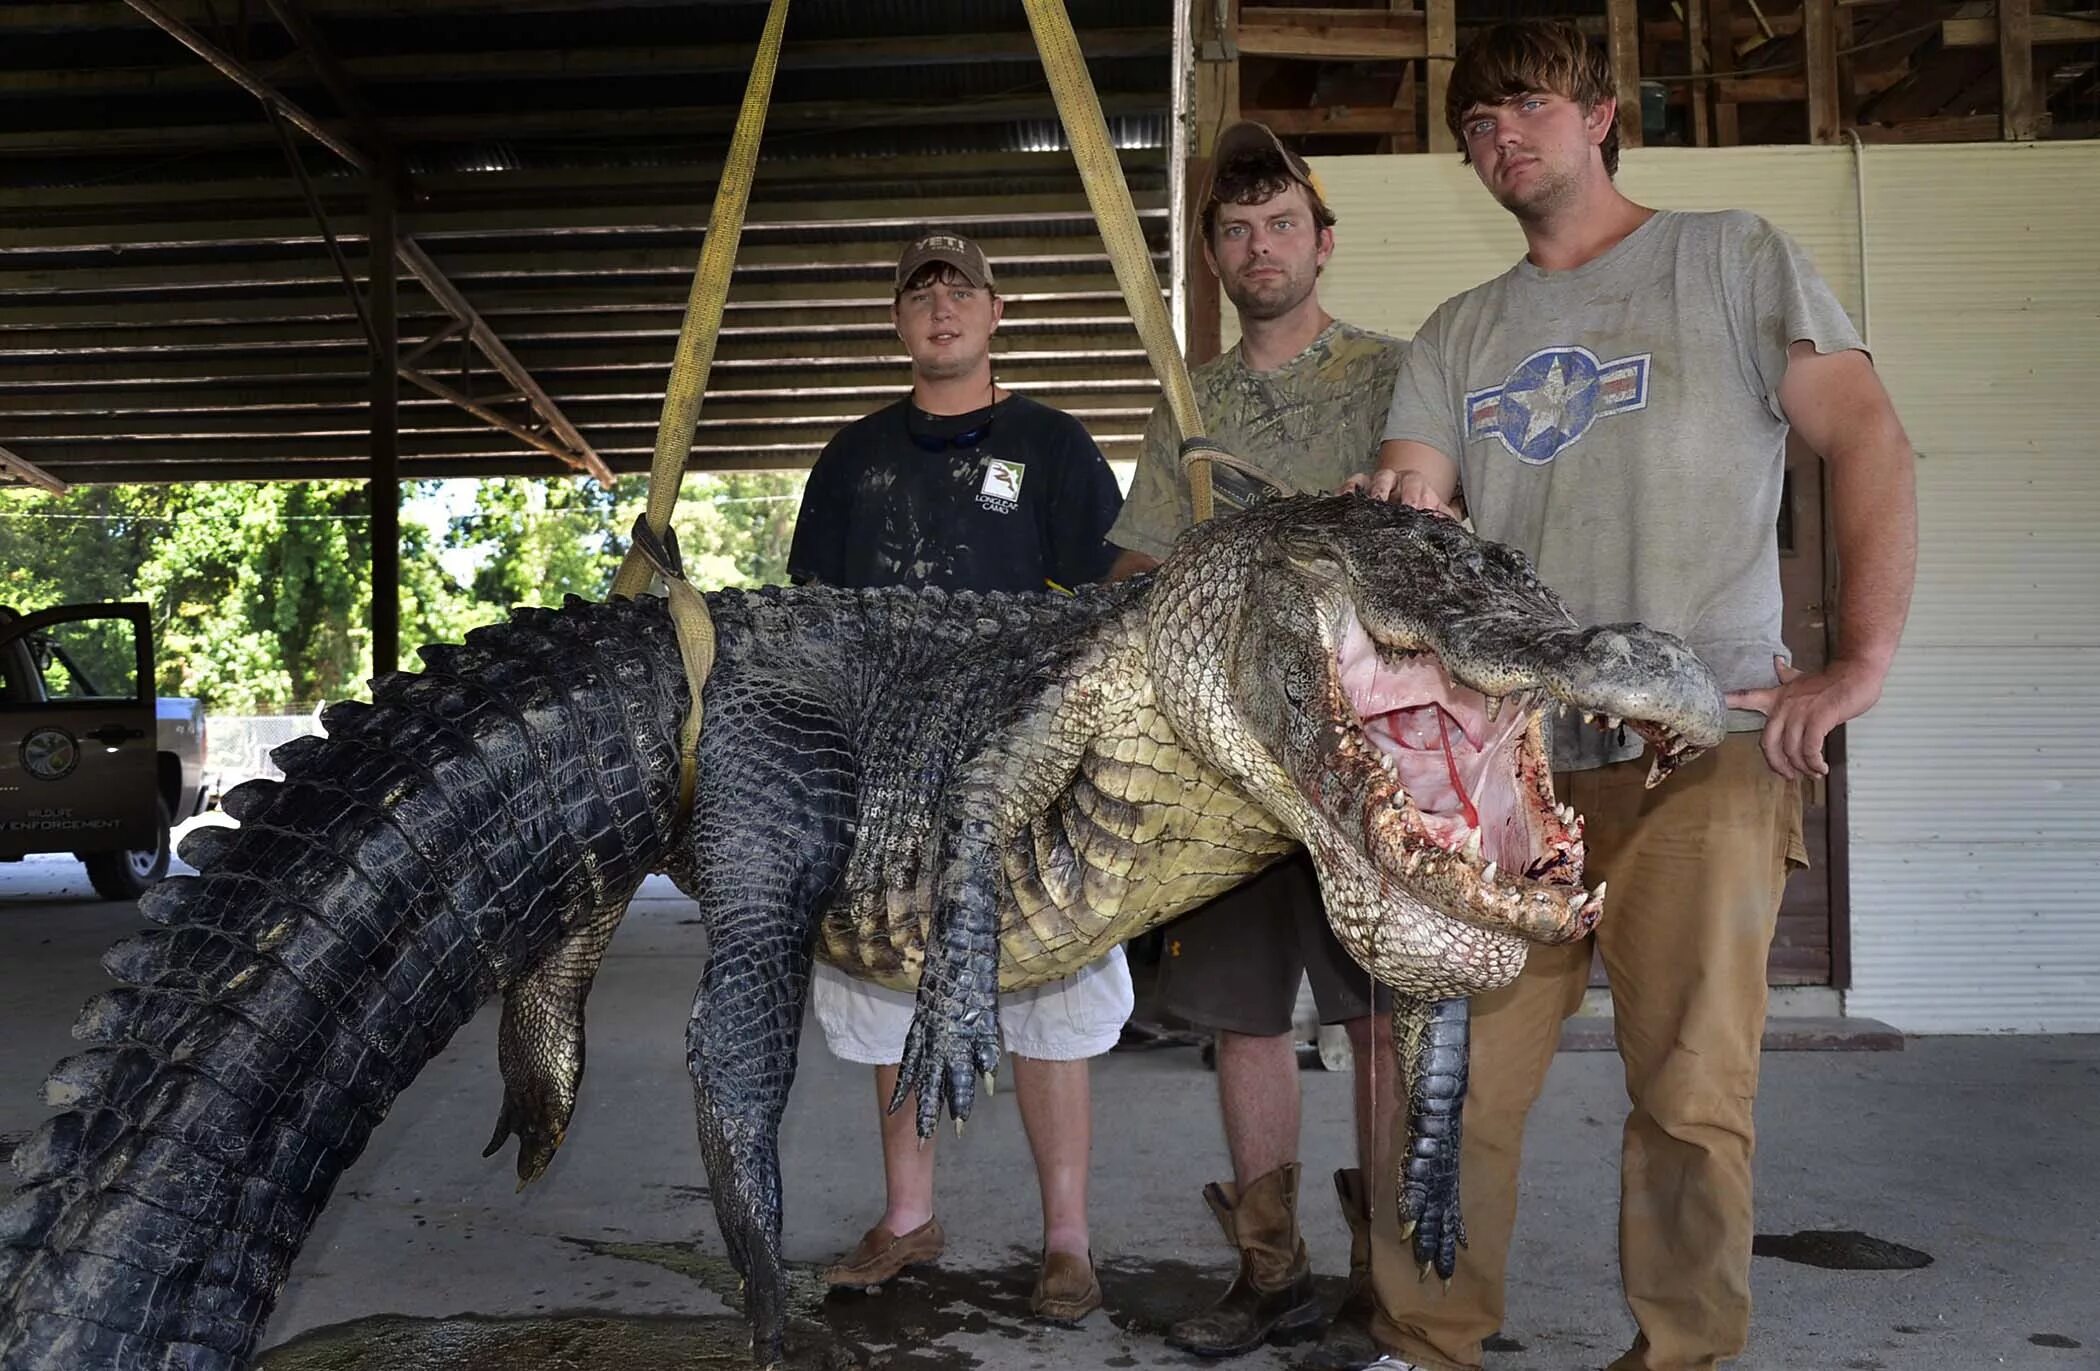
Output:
[201, 709, 325, 806]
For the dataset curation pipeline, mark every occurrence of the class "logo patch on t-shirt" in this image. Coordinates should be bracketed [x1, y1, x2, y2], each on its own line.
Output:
[1465, 346, 1650, 464]
[977, 457, 1024, 513]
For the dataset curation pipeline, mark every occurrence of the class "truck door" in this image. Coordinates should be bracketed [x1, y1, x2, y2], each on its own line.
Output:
[0, 603, 159, 858]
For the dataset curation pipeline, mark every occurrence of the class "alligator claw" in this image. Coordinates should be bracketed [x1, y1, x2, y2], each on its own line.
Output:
[893, 1005, 1002, 1139]
[482, 1096, 565, 1187]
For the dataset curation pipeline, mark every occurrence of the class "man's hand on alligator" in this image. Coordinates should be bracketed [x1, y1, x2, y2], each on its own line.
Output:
[1, 495, 1727, 1370]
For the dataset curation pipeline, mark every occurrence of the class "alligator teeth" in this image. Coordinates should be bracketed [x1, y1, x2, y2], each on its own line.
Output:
[1593, 880, 1607, 904]
[1463, 829, 1483, 861]
[1486, 694, 1505, 722]
[1568, 890, 1588, 912]
[1481, 861, 1498, 885]
[1583, 710, 1596, 724]
[1405, 849, 1424, 874]
[1606, 715, 1622, 730]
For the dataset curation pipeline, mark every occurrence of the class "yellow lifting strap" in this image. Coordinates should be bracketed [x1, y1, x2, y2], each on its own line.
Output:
[1020, 0, 1225, 522]
[607, 0, 791, 824]
[611, 0, 1223, 824]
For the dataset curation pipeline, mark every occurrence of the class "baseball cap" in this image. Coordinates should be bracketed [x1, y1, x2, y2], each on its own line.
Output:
[894, 233, 995, 295]
[1200, 120, 1332, 218]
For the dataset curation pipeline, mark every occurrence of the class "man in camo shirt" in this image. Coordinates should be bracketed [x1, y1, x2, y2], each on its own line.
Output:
[1107, 121, 1407, 1367]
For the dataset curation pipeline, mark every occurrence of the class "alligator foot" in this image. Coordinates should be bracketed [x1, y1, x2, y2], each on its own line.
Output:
[893, 1001, 1002, 1138]
[482, 1087, 567, 1188]
[482, 905, 630, 1185]
[1394, 995, 1470, 1280]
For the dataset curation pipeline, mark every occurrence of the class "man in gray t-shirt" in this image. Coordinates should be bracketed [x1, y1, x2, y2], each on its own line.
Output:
[1352, 21, 1917, 1371]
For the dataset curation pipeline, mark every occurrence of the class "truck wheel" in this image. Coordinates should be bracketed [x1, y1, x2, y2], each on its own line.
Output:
[83, 800, 172, 901]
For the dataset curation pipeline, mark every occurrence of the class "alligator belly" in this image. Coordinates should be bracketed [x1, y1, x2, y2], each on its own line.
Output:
[813, 708, 1296, 994]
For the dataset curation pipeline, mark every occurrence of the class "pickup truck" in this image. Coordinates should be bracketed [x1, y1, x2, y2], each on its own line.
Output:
[0, 602, 209, 899]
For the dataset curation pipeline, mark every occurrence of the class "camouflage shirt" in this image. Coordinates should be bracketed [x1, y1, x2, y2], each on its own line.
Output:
[1109, 319, 1408, 559]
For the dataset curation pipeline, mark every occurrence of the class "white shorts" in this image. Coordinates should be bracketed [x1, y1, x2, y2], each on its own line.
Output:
[812, 947, 1134, 1065]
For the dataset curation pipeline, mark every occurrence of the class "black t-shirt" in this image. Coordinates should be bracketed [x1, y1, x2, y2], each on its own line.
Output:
[787, 393, 1125, 593]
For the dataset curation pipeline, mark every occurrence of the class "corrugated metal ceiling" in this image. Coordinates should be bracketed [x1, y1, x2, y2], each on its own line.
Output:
[0, 0, 1173, 484]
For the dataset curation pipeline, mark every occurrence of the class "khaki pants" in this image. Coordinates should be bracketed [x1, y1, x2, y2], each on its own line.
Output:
[1371, 734, 1805, 1371]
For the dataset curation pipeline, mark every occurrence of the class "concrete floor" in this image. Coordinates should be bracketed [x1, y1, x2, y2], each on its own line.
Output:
[3, 845, 2095, 1371]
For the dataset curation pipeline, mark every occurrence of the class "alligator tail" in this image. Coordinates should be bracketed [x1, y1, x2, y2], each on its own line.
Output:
[0, 595, 686, 1371]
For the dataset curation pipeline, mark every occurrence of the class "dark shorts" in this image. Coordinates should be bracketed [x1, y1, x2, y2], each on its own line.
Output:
[1154, 852, 1391, 1037]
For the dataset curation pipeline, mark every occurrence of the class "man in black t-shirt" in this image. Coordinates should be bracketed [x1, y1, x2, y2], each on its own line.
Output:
[787, 233, 1127, 1326]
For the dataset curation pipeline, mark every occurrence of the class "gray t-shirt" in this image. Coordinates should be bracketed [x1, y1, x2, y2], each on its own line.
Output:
[1382, 209, 1863, 770]
[1111, 320, 1408, 559]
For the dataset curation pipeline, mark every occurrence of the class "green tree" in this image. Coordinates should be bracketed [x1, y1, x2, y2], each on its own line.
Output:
[0, 466, 808, 713]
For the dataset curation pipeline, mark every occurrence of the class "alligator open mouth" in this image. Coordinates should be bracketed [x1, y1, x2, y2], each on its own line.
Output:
[1333, 612, 1602, 945]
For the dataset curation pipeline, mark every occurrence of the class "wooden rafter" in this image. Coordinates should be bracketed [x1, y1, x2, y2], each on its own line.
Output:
[0, 443, 68, 494]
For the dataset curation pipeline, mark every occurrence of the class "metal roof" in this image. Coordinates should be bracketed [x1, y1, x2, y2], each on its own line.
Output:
[0, 0, 1173, 486]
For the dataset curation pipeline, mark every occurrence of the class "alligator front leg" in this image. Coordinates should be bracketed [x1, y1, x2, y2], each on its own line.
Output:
[1394, 994, 1470, 1280]
[483, 900, 629, 1184]
[893, 812, 1005, 1138]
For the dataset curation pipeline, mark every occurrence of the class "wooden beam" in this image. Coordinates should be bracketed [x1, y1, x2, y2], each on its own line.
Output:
[1237, 7, 1426, 61]
[0, 362, 1161, 414]
[0, 151, 1164, 216]
[0, 392, 1170, 441]
[117, 0, 372, 173]
[1607, 0, 1646, 149]
[0, 0, 901, 30]
[0, 306, 1139, 359]
[24, 409, 1156, 457]
[1854, 111, 2052, 141]
[0, 443, 68, 493]
[1185, 0, 1237, 369]
[1385, 55, 1419, 154]
[1648, 12, 1803, 42]
[1239, 105, 1416, 136]
[394, 237, 616, 483]
[1665, 66, 1904, 105]
[1943, 12, 2100, 46]
[0, 281, 1146, 331]
[398, 367, 592, 467]
[369, 184, 398, 677]
[0, 239, 1163, 297]
[1710, 0, 1742, 145]
[2000, 0, 2043, 138]
[0, 195, 1164, 255]
[1687, 0, 1713, 146]
[0, 29, 1170, 97]
[1806, 0, 1845, 143]
[1426, 0, 1457, 153]
[0, 94, 1164, 158]
[0, 333, 1155, 387]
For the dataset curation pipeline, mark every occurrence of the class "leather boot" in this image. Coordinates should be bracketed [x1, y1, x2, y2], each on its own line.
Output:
[1298, 1168, 1382, 1370]
[1167, 1162, 1324, 1357]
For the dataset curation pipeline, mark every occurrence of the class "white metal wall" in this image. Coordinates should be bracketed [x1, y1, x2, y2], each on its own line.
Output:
[1294, 143, 2100, 1033]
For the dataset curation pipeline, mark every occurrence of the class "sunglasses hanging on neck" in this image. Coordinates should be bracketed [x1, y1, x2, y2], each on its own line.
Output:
[905, 382, 999, 453]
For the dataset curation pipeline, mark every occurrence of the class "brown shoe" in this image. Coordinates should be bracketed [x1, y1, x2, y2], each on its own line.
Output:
[1298, 1169, 1382, 1371]
[822, 1216, 945, 1291]
[1031, 1249, 1103, 1325]
[1167, 1163, 1324, 1357]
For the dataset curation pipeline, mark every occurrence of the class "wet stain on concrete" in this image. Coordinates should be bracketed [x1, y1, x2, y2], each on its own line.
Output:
[257, 1312, 867, 1370]
[256, 1235, 1351, 1369]
[1752, 1230, 1933, 1270]
[1483, 1332, 1527, 1352]
[2028, 1333, 2083, 1349]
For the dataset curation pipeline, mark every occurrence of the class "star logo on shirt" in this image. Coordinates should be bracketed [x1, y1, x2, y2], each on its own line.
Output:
[1465, 346, 1651, 464]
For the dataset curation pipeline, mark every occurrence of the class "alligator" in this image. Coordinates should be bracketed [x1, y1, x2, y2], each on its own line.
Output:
[0, 494, 1726, 1370]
